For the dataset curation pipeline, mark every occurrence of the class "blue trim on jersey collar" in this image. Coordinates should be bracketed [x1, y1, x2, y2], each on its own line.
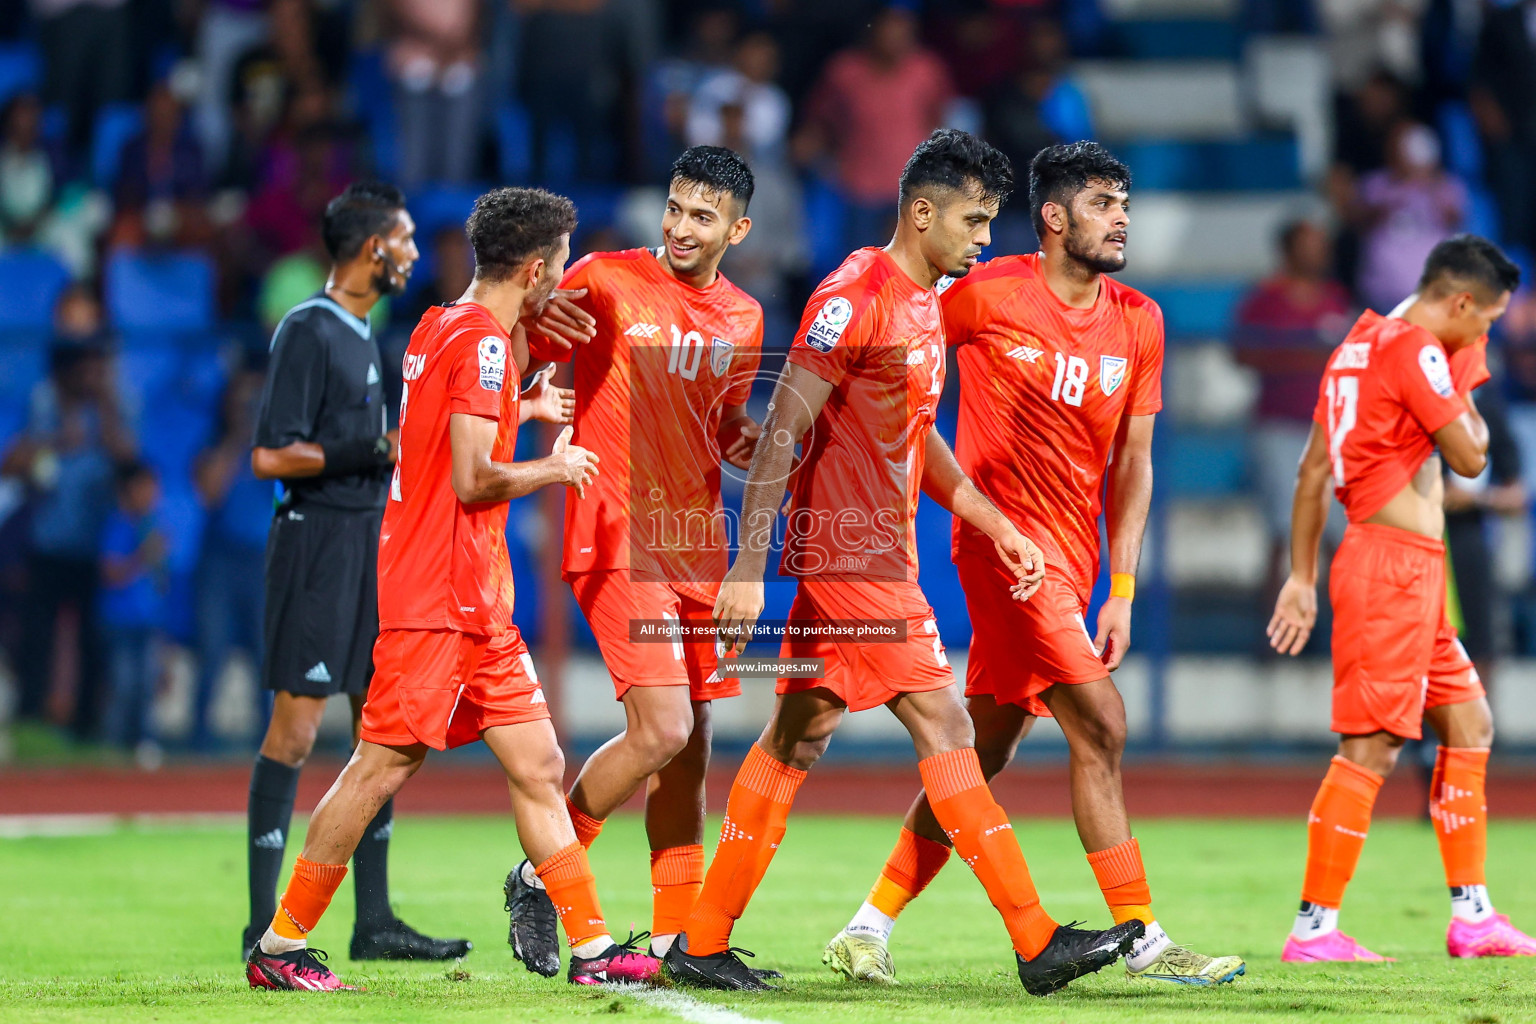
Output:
[268, 295, 373, 349]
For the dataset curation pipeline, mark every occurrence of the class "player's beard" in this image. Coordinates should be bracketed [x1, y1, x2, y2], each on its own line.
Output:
[1064, 213, 1126, 275]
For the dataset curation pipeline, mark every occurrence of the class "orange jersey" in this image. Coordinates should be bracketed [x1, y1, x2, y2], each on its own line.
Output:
[530, 248, 762, 600]
[783, 247, 945, 582]
[1312, 311, 1468, 523]
[939, 253, 1164, 595]
[378, 302, 519, 634]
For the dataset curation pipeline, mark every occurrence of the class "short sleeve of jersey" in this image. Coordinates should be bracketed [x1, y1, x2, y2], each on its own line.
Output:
[253, 318, 325, 448]
[786, 287, 880, 387]
[446, 329, 507, 419]
[1127, 303, 1165, 417]
[526, 254, 601, 365]
[1390, 336, 1466, 435]
[936, 271, 987, 346]
[725, 316, 764, 405]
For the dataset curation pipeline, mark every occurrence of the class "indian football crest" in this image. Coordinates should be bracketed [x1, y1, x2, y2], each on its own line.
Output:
[1099, 355, 1127, 396]
[710, 336, 733, 378]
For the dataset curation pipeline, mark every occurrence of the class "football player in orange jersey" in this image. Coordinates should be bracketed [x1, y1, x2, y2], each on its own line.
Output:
[823, 141, 1243, 986]
[665, 130, 1144, 996]
[246, 188, 662, 992]
[502, 148, 771, 976]
[1270, 236, 1536, 961]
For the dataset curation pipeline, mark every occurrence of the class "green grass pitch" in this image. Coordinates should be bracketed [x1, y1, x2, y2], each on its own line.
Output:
[2, 813, 1533, 1023]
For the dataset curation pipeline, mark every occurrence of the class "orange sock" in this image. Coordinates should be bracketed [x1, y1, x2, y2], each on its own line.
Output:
[536, 842, 608, 949]
[270, 857, 348, 940]
[1087, 838, 1153, 926]
[919, 747, 1057, 959]
[651, 845, 705, 937]
[1430, 746, 1489, 887]
[684, 744, 806, 955]
[1301, 755, 1383, 908]
[566, 796, 604, 850]
[868, 827, 951, 918]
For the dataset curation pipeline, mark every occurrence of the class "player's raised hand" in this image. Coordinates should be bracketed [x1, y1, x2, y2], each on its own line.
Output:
[1095, 597, 1132, 670]
[994, 529, 1046, 601]
[549, 425, 599, 497]
[1267, 575, 1317, 656]
[522, 364, 575, 424]
[714, 568, 765, 658]
[721, 418, 762, 470]
[532, 288, 597, 350]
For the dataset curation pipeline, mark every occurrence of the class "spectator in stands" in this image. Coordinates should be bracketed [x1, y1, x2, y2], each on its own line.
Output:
[32, 0, 134, 157]
[1327, 69, 1411, 295]
[1233, 219, 1354, 587]
[109, 80, 211, 251]
[98, 459, 167, 764]
[1317, 0, 1425, 95]
[401, 224, 474, 324]
[931, 3, 1029, 100]
[643, 6, 737, 179]
[0, 92, 56, 245]
[2, 284, 136, 740]
[711, 97, 807, 312]
[793, 6, 956, 251]
[1351, 120, 1467, 313]
[687, 30, 791, 164]
[243, 84, 353, 261]
[190, 365, 272, 751]
[384, 0, 483, 188]
[1470, 0, 1536, 253]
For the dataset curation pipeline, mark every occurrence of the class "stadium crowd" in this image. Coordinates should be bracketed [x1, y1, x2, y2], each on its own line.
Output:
[2, 0, 1536, 758]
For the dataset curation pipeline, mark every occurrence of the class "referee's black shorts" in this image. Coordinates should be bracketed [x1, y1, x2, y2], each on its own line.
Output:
[262, 502, 381, 697]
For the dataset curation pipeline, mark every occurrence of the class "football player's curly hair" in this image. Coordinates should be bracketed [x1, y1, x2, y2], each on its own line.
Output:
[466, 187, 578, 283]
[898, 128, 1014, 212]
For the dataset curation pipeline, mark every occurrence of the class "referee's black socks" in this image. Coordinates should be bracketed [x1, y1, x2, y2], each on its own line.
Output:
[247, 755, 301, 935]
[353, 798, 396, 928]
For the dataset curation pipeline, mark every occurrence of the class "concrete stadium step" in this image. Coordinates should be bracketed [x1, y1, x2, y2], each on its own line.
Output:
[1117, 190, 1325, 279]
[1100, 0, 1238, 17]
[1074, 60, 1246, 140]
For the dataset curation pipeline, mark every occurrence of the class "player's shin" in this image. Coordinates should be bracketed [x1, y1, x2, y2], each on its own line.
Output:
[651, 845, 705, 954]
[535, 843, 612, 956]
[683, 744, 807, 955]
[1296, 755, 1383, 935]
[847, 825, 952, 942]
[1431, 746, 1492, 920]
[263, 858, 348, 953]
[1087, 838, 1172, 967]
[918, 747, 1057, 959]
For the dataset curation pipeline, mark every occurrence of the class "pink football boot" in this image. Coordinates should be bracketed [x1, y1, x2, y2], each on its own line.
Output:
[1282, 930, 1394, 963]
[246, 946, 358, 991]
[568, 934, 663, 985]
[1447, 914, 1536, 957]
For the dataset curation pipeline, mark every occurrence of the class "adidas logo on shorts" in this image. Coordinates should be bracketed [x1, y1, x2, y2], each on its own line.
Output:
[304, 662, 332, 684]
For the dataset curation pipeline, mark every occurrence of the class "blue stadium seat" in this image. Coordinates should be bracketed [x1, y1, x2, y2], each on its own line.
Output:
[1136, 281, 1248, 339]
[1113, 19, 1243, 60]
[1115, 138, 1301, 192]
[0, 42, 40, 105]
[0, 249, 69, 330]
[1165, 429, 1248, 496]
[105, 249, 214, 332]
[91, 102, 143, 187]
[1437, 101, 1484, 182]
[496, 101, 533, 182]
[410, 185, 484, 242]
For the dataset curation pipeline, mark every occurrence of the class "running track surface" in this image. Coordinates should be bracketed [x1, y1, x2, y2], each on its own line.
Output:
[4, 761, 1535, 818]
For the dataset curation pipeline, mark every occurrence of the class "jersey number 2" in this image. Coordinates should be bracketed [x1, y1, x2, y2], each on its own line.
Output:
[1324, 375, 1358, 485]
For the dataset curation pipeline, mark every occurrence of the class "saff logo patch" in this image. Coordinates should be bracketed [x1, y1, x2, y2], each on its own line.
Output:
[1100, 355, 1127, 396]
[479, 336, 507, 391]
[805, 296, 853, 353]
[1419, 344, 1453, 397]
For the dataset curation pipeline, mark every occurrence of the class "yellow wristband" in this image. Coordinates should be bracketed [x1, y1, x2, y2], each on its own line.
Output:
[1110, 573, 1136, 601]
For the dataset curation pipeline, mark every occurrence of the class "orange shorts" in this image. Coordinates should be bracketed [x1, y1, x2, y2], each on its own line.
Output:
[959, 554, 1108, 718]
[775, 578, 955, 712]
[1329, 523, 1484, 740]
[570, 570, 741, 702]
[360, 627, 549, 750]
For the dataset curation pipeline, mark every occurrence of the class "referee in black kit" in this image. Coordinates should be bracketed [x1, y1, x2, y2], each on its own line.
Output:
[243, 182, 469, 962]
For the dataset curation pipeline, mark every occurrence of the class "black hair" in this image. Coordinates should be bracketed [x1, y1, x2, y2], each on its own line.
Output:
[1027, 141, 1131, 236]
[466, 187, 578, 284]
[898, 128, 1014, 212]
[1419, 234, 1521, 304]
[114, 459, 156, 491]
[1277, 218, 1314, 256]
[670, 145, 755, 213]
[321, 180, 407, 262]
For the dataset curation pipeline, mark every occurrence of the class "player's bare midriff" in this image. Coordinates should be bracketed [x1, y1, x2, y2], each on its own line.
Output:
[1364, 454, 1445, 540]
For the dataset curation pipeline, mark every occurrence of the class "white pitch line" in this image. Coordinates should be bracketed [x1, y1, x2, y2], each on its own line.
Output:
[609, 984, 782, 1024]
[0, 812, 244, 839]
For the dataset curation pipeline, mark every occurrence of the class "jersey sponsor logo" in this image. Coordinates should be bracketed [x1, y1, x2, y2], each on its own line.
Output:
[366, 363, 381, 385]
[1332, 341, 1371, 370]
[1100, 355, 1128, 396]
[805, 295, 853, 352]
[710, 335, 733, 377]
[304, 662, 331, 684]
[1419, 344, 1454, 397]
[625, 322, 663, 339]
[478, 336, 506, 392]
[1006, 345, 1043, 363]
[934, 275, 958, 294]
